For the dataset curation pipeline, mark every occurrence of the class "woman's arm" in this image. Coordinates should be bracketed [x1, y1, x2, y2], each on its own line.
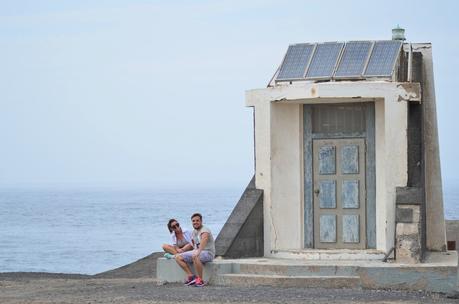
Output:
[178, 242, 193, 253]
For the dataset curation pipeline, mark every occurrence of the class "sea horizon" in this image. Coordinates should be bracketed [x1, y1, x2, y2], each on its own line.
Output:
[1, 182, 458, 275]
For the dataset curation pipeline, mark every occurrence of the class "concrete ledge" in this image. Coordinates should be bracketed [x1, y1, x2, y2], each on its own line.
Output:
[215, 273, 361, 288]
[270, 249, 386, 260]
[156, 258, 213, 283]
[157, 252, 458, 293]
[156, 258, 232, 283]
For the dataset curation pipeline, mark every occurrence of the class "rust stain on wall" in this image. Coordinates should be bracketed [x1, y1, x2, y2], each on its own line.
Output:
[310, 86, 317, 97]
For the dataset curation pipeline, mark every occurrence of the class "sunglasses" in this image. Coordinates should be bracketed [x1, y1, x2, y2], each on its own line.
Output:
[171, 223, 180, 229]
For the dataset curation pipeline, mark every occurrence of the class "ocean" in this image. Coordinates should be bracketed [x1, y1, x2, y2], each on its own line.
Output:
[0, 187, 240, 275]
[0, 184, 458, 275]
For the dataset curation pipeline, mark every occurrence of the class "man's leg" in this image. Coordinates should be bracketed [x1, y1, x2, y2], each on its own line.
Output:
[193, 254, 204, 279]
[175, 253, 193, 276]
[192, 251, 214, 280]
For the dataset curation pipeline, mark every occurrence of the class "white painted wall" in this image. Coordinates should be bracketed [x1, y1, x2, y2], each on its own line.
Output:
[246, 81, 417, 256]
[270, 103, 303, 250]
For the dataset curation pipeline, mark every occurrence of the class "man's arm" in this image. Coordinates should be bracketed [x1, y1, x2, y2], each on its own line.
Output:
[193, 232, 209, 257]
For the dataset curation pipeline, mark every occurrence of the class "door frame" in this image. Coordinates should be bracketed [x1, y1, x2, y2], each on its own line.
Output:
[303, 102, 376, 249]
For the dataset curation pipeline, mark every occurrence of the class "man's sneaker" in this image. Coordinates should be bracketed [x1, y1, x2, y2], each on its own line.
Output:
[194, 277, 206, 287]
[164, 253, 174, 259]
[184, 275, 196, 286]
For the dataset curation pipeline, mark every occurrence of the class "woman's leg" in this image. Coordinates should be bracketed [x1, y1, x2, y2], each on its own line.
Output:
[162, 244, 178, 255]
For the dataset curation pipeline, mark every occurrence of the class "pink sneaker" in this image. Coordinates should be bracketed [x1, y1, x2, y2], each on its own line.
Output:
[194, 277, 206, 287]
[184, 275, 196, 286]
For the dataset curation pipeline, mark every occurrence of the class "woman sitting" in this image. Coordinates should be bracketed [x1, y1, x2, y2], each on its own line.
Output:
[162, 218, 193, 259]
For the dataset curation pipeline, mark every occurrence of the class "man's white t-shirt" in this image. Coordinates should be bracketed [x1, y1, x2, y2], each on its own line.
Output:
[192, 225, 215, 256]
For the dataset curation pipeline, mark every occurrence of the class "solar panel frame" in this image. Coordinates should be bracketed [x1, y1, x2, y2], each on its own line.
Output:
[305, 42, 344, 80]
[334, 41, 373, 79]
[276, 43, 315, 81]
[363, 40, 402, 77]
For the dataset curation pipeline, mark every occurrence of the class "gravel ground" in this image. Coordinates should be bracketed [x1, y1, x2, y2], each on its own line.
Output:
[1, 252, 458, 304]
[1, 278, 458, 304]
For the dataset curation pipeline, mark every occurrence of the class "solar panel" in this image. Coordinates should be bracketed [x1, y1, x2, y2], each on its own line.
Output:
[364, 40, 402, 77]
[334, 41, 372, 78]
[305, 42, 344, 79]
[276, 44, 314, 80]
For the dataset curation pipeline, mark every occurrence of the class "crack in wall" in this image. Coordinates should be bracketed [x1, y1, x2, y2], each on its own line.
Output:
[269, 193, 278, 250]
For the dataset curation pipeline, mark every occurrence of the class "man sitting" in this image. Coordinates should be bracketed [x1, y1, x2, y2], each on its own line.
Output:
[175, 213, 215, 287]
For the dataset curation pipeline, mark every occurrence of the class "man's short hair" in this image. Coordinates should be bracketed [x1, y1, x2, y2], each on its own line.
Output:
[191, 213, 202, 220]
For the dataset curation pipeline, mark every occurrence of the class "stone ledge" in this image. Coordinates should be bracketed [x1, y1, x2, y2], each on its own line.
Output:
[156, 257, 232, 283]
[215, 273, 361, 288]
[157, 252, 458, 293]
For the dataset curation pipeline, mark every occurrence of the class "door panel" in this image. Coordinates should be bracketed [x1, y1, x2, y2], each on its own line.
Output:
[319, 215, 337, 243]
[319, 146, 336, 174]
[343, 215, 360, 243]
[341, 145, 359, 174]
[342, 180, 359, 208]
[318, 180, 336, 208]
[313, 138, 366, 249]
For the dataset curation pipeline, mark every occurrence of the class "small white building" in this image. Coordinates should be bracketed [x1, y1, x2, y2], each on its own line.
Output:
[246, 37, 446, 261]
[159, 32, 458, 292]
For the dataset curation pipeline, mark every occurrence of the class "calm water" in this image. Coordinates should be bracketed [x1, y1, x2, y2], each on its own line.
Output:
[0, 184, 458, 275]
[0, 187, 240, 274]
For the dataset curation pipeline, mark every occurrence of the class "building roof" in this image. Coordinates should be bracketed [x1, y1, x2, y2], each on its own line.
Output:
[272, 40, 403, 85]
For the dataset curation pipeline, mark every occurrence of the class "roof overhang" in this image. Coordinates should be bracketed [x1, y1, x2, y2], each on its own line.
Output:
[246, 81, 421, 106]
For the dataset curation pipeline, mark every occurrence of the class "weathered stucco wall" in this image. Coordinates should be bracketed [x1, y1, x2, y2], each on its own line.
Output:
[379, 97, 409, 251]
[247, 81, 419, 255]
[251, 96, 272, 255]
[270, 103, 303, 250]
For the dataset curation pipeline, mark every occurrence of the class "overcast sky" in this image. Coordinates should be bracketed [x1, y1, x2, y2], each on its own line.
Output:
[0, 0, 458, 189]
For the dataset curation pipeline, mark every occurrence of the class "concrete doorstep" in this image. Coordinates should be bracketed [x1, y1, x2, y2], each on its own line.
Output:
[157, 251, 458, 294]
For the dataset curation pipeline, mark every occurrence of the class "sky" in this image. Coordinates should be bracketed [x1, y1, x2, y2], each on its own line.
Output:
[0, 0, 458, 189]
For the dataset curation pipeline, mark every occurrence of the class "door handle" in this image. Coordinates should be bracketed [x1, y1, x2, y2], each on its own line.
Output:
[314, 189, 320, 195]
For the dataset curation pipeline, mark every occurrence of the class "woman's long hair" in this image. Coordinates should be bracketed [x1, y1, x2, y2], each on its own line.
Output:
[167, 218, 177, 233]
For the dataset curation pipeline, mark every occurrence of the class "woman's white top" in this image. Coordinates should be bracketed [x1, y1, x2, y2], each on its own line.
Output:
[171, 230, 192, 247]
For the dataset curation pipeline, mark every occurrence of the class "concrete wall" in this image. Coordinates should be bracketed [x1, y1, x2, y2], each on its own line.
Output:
[215, 176, 264, 258]
[252, 98, 272, 255]
[247, 82, 420, 255]
[412, 43, 447, 251]
[446, 220, 459, 252]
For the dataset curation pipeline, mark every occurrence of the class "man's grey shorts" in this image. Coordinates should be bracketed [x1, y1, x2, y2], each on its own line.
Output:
[180, 250, 214, 264]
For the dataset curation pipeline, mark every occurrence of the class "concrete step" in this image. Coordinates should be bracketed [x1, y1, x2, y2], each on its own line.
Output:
[271, 249, 385, 260]
[234, 263, 358, 277]
[214, 273, 361, 288]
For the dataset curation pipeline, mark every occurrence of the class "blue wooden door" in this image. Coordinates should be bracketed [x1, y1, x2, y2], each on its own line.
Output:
[313, 138, 366, 249]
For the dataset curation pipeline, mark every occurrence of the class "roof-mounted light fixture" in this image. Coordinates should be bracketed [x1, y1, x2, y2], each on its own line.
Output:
[392, 25, 406, 41]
